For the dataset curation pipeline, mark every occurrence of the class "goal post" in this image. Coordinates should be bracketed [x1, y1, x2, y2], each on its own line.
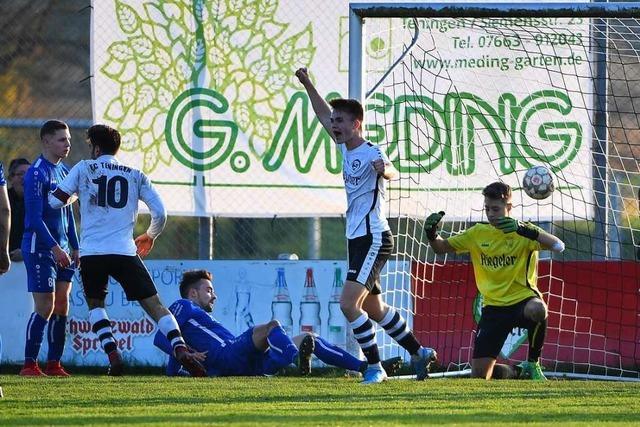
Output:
[349, 2, 640, 380]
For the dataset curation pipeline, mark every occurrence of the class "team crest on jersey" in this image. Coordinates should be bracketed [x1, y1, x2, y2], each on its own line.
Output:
[351, 159, 361, 170]
[89, 163, 98, 173]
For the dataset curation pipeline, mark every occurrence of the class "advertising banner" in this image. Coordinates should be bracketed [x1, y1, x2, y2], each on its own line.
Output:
[0, 260, 411, 367]
[91, 0, 593, 220]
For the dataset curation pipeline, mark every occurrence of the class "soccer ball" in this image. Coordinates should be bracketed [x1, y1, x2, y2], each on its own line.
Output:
[522, 166, 554, 200]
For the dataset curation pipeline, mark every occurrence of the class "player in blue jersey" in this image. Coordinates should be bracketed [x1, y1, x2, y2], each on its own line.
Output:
[154, 270, 403, 378]
[19, 120, 79, 377]
[0, 161, 10, 275]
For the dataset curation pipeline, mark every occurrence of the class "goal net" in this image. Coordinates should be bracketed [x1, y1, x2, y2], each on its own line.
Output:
[351, 2, 640, 379]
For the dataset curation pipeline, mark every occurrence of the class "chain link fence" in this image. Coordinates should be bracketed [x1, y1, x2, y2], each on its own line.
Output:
[0, 1, 348, 261]
[1, 2, 639, 262]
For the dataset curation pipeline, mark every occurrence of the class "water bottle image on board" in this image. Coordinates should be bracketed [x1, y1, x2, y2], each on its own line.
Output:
[327, 267, 346, 349]
[234, 268, 255, 333]
[271, 267, 293, 336]
[299, 267, 321, 335]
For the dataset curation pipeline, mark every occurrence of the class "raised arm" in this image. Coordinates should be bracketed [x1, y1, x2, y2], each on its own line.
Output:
[424, 212, 456, 254]
[295, 68, 333, 138]
[49, 163, 81, 209]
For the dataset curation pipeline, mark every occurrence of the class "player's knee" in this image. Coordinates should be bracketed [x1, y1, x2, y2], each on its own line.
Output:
[35, 306, 54, 319]
[53, 300, 69, 315]
[524, 299, 547, 323]
[34, 297, 54, 319]
[267, 319, 281, 329]
[339, 299, 358, 319]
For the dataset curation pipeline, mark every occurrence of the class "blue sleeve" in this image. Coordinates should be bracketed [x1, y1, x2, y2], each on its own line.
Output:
[154, 330, 174, 355]
[23, 168, 57, 249]
[168, 300, 192, 327]
[66, 207, 79, 250]
[0, 163, 5, 186]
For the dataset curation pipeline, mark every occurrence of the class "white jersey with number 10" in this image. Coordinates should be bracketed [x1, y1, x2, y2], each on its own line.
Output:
[55, 154, 166, 256]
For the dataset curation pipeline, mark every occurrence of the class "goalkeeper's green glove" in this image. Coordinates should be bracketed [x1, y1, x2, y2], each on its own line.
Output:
[424, 211, 445, 241]
[495, 217, 539, 241]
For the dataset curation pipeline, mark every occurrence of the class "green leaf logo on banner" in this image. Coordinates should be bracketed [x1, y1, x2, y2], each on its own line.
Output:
[102, 0, 315, 173]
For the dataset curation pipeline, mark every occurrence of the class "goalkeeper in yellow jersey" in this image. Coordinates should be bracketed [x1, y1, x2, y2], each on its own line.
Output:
[424, 182, 565, 380]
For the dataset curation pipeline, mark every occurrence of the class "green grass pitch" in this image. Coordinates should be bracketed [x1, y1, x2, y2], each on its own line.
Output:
[0, 375, 639, 425]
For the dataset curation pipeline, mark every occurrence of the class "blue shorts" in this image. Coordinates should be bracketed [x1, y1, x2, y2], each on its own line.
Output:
[23, 251, 75, 293]
[216, 328, 264, 376]
[215, 328, 296, 376]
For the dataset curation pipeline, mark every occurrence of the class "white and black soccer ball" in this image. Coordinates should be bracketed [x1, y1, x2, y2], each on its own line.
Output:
[522, 166, 554, 200]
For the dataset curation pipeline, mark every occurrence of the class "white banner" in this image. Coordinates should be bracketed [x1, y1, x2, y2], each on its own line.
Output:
[0, 260, 411, 367]
[91, 0, 593, 220]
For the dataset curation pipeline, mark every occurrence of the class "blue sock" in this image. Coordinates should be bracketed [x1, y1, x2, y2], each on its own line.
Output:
[47, 314, 67, 361]
[24, 312, 48, 362]
[314, 335, 362, 371]
[267, 326, 298, 365]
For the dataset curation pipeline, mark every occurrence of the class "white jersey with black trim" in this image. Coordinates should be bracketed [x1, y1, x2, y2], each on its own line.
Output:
[55, 155, 166, 256]
[340, 141, 391, 239]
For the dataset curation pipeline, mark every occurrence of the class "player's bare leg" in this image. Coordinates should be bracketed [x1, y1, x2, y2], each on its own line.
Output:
[472, 357, 497, 379]
[252, 320, 298, 374]
[140, 295, 206, 377]
[519, 298, 548, 380]
[491, 363, 518, 379]
[251, 320, 281, 351]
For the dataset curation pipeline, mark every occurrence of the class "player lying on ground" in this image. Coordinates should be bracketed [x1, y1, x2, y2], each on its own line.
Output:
[295, 68, 436, 384]
[48, 124, 206, 377]
[424, 182, 565, 380]
[154, 269, 403, 378]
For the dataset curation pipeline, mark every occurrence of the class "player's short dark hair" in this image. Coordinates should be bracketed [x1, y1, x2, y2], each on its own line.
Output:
[328, 98, 364, 122]
[482, 181, 512, 202]
[179, 269, 212, 298]
[87, 124, 121, 155]
[8, 158, 30, 176]
[40, 120, 68, 139]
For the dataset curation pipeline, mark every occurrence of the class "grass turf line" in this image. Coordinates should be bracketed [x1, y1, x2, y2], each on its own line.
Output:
[0, 375, 638, 426]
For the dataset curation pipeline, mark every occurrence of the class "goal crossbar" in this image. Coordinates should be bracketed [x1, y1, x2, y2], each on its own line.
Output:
[350, 2, 640, 19]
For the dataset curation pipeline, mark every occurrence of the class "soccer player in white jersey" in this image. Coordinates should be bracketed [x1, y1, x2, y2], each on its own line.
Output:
[296, 68, 437, 384]
[48, 124, 205, 377]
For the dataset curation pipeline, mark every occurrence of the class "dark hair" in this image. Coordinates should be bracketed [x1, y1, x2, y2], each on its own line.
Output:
[8, 158, 30, 176]
[87, 124, 121, 155]
[328, 98, 364, 122]
[179, 269, 212, 298]
[40, 120, 68, 139]
[482, 181, 512, 202]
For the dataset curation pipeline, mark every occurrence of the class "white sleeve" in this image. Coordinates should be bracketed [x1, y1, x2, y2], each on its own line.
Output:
[139, 172, 167, 239]
[374, 145, 390, 163]
[48, 162, 82, 208]
[58, 161, 82, 195]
